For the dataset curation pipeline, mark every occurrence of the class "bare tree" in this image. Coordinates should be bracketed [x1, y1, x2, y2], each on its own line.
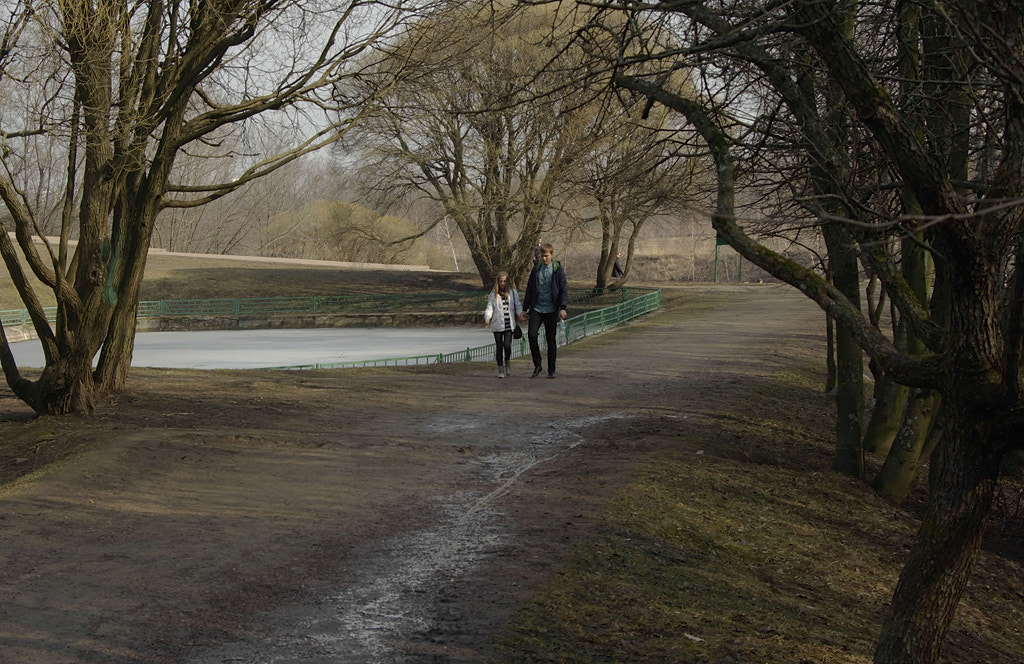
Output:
[260, 198, 445, 266]
[0, 0, 422, 414]
[156, 151, 346, 256]
[573, 101, 706, 290]
[351, 1, 645, 287]
[599, 0, 1024, 661]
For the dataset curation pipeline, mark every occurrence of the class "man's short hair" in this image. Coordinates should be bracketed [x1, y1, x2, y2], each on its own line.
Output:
[540, 243, 554, 253]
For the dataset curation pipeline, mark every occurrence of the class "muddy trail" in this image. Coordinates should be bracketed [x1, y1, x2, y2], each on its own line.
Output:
[0, 285, 823, 663]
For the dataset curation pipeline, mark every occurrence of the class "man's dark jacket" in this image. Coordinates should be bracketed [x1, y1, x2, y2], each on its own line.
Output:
[523, 259, 568, 313]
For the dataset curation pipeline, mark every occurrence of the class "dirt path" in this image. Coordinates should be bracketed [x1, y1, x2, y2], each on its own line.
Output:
[0, 284, 824, 664]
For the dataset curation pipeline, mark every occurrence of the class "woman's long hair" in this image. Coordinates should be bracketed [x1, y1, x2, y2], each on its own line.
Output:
[492, 271, 511, 299]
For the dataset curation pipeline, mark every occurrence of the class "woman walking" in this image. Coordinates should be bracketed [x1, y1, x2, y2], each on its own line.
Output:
[484, 271, 523, 378]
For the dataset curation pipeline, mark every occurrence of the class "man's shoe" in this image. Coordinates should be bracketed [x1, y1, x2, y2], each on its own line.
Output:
[547, 371, 556, 379]
[497, 367, 506, 378]
[531, 366, 543, 378]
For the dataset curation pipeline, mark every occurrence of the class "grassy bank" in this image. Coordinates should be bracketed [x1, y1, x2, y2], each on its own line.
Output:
[492, 362, 1024, 664]
[0, 252, 483, 310]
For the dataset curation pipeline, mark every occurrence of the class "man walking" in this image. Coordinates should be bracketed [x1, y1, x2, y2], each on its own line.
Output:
[522, 243, 568, 378]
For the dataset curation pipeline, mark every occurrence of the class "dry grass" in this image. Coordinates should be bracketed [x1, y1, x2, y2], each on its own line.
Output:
[492, 363, 1024, 664]
[137, 257, 481, 301]
[0, 252, 484, 310]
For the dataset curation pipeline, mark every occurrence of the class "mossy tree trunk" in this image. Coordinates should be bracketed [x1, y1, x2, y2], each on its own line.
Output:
[871, 207, 937, 497]
[872, 389, 940, 503]
[863, 374, 908, 456]
[862, 273, 907, 456]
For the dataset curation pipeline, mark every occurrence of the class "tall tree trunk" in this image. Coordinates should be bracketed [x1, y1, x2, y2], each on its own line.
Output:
[94, 261, 147, 392]
[873, 407, 1001, 663]
[870, 198, 935, 493]
[833, 318, 865, 476]
[823, 223, 865, 477]
[816, 3, 864, 475]
[825, 313, 837, 393]
[863, 373, 908, 455]
[34, 352, 101, 414]
[862, 272, 906, 455]
[872, 389, 939, 503]
[595, 198, 614, 291]
[94, 203, 158, 391]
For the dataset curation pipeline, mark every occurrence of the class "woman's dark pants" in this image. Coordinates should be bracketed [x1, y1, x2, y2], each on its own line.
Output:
[493, 329, 512, 366]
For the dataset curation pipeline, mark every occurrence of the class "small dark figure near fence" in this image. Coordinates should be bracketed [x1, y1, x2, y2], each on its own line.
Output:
[612, 252, 624, 278]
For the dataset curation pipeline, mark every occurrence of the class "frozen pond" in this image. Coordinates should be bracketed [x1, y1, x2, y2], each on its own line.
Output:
[9, 327, 490, 370]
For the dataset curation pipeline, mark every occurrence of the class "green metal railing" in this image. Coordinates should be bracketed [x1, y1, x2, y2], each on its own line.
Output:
[1, 287, 644, 326]
[1, 287, 659, 370]
[1, 306, 58, 327]
[271, 288, 661, 370]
